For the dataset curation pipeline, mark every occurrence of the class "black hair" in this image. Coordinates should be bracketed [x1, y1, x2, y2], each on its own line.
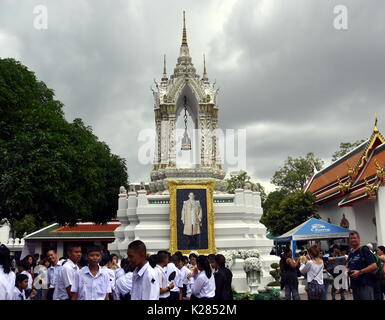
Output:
[100, 255, 109, 267]
[67, 243, 82, 252]
[15, 273, 28, 285]
[109, 253, 118, 262]
[120, 258, 128, 269]
[79, 256, 89, 268]
[156, 252, 168, 265]
[47, 248, 57, 254]
[20, 259, 31, 271]
[215, 254, 226, 268]
[23, 255, 33, 262]
[189, 253, 198, 259]
[170, 254, 180, 264]
[148, 254, 157, 268]
[87, 246, 102, 255]
[378, 246, 385, 254]
[349, 230, 360, 238]
[208, 254, 216, 263]
[175, 251, 183, 259]
[196, 255, 212, 278]
[0, 245, 11, 273]
[128, 240, 146, 255]
[182, 256, 189, 263]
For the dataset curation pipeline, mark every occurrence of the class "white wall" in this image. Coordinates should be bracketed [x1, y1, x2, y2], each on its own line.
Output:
[352, 201, 377, 246]
[316, 198, 377, 246]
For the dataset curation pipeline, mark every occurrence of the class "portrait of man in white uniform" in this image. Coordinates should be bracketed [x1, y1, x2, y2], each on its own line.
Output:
[181, 192, 202, 237]
[176, 189, 208, 250]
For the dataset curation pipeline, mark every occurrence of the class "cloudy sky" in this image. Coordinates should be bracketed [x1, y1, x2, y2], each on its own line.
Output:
[1, 0, 385, 192]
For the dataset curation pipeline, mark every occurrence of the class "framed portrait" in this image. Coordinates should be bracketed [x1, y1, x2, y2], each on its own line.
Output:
[168, 180, 216, 254]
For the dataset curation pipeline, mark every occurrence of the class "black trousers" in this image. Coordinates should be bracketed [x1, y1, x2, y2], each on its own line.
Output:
[47, 288, 55, 300]
[182, 284, 187, 298]
[169, 291, 179, 300]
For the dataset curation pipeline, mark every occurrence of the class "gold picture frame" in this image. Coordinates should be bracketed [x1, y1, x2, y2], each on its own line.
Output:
[168, 180, 216, 255]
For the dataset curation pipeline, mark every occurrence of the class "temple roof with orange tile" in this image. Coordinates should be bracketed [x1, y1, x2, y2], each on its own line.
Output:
[305, 122, 385, 206]
[307, 142, 366, 195]
[24, 222, 121, 241]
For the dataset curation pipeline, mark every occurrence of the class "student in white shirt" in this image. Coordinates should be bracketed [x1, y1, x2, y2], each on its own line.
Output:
[188, 253, 198, 269]
[20, 260, 33, 293]
[154, 252, 174, 300]
[71, 247, 111, 300]
[191, 255, 216, 300]
[53, 243, 81, 300]
[127, 240, 159, 300]
[114, 265, 134, 300]
[13, 273, 37, 300]
[0, 245, 16, 300]
[178, 256, 193, 300]
[101, 259, 116, 299]
[166, 254, 182, 300]
[46, 249, 62, 300]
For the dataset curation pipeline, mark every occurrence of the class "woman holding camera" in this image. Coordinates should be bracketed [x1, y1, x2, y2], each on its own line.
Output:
[299, 245, 324, 300]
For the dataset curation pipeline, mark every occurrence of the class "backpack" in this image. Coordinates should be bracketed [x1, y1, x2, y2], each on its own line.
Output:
[373, 253, 385, 283]
[358, 246, 385, 282]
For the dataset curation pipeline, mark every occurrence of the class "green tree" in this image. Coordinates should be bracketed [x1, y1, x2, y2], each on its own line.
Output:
[0, 58, 128, 232]
[226, 170, 266, 203]
[262, 152, 323, 235]
[12, 214, 50, 239]
[261, 189, 288, 228]
[271, 152, 323, 193]
[261, 191, 318, 235]
[331, 140, 366, 162]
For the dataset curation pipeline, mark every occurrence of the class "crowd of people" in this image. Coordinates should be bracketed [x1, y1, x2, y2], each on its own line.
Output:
[0, 240, 233, 300]
[280, 230, 385, 300]
[2, 229, 384, 301]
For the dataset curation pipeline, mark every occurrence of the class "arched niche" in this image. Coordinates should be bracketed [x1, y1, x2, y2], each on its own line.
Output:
[175, 84, 200, 168]
[175, 84, 199, 128]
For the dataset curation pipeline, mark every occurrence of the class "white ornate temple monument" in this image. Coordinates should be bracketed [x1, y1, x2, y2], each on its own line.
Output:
[149, 12, 226, 193]
[109, 13, 278, 292]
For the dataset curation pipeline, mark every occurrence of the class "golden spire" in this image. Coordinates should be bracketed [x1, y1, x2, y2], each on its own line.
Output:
[374, 112, 379, 133]
[182, 11, 188, 46]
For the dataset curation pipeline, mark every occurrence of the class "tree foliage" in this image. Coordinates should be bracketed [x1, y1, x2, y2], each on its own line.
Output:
[261, 152, 323, 235]
[331, 140, 366, 162]
[261, 191, 318, 236]
[0, 58, 128, 232]
[226, 170, 266, 203]
[271, 152, 323, 193]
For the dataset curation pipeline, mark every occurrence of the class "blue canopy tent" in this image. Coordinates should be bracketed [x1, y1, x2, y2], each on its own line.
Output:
[274, 218, 351, 257]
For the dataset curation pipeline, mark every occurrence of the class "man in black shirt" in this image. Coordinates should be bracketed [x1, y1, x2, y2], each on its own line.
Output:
[347, 231, 377, 300]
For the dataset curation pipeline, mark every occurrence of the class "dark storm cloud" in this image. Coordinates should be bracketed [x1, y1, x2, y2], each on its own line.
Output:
[1, 0, 384, 191]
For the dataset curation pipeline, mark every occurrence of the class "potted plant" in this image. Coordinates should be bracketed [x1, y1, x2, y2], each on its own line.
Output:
[243, 257, 262, 293]
[266, 263, 281, 291]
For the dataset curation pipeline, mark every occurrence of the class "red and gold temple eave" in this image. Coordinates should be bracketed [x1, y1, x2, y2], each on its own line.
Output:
[306, 120, 385, 201]
[338, 187, 370, 207]
[306, 143, 366, 195]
